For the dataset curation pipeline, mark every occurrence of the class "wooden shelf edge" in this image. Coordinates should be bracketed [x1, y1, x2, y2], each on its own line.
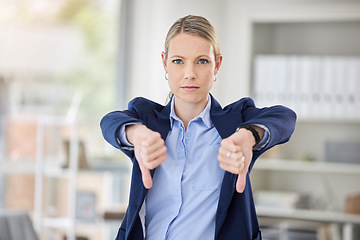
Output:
[256, 206, 360, 225]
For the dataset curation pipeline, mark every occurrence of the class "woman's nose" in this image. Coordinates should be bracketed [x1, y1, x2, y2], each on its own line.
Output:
[185, 65, 196, 80]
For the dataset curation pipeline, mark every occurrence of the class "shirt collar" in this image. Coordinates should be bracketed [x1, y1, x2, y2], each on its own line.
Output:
[169, 95, 213, 129]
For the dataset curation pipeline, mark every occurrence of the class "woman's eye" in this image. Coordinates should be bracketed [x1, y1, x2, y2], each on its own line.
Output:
[198, 59, 209, 64]
[172, 59, 182, 64]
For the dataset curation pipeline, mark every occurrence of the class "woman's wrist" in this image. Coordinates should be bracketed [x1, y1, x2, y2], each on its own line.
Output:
[251, 125, 265, 142]
[125, 124, 145, 145]
[236, 125, 264, 147]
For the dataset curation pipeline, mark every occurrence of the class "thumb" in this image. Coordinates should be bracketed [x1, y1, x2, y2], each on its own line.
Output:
[139, 162, 153, 189]
[236, 171, 247, 193]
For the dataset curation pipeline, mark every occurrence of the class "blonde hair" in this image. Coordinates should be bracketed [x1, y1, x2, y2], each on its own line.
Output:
[164, 15, 221, 62]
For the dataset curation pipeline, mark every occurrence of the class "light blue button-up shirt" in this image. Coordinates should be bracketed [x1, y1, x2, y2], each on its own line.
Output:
[118, 96, 269, 240]
[145, 97, 224, 240]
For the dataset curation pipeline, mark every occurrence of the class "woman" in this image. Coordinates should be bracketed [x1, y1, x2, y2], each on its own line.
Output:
[101, 15, 296, 240]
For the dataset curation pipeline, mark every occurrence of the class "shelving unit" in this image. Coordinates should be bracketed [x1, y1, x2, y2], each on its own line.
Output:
[252, 158, 360, 240]
[0, 129, 129, 240]
[0, 158, 129, 240]
[33, 115, 79, 240]
[1, 93, 82, 240]
[257, 206, 360, 240]
[230, 2, 360, 240]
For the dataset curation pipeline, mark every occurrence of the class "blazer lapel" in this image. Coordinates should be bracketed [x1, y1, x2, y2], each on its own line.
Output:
[146, 100, 172, 140]
[133, 100, 172, 217]
[209, 94, 244, 232]
[210, 94, 243, 139]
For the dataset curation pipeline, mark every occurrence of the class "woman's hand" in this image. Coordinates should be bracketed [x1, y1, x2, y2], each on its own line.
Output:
[126, 124, 167, 189]
[218, 127, 262, 193]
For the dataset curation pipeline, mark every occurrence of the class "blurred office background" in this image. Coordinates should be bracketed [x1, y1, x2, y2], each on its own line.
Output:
[0, 0, 360, 240]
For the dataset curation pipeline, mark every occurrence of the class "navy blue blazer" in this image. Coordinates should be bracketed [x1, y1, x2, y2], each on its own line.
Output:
[100, 94, 297, 240]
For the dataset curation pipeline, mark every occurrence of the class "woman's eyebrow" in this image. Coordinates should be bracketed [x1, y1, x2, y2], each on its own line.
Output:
[169, 55, 185, 59]
[170, 54, 211, 59]
[196, 55, 211, 59]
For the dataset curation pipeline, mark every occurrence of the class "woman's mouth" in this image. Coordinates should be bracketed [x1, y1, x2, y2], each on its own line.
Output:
[181, 86, 199, 91]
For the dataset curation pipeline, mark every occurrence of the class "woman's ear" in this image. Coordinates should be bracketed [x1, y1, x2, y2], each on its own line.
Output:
[214, 54, 223, 75]
[161, 51, 168, 72]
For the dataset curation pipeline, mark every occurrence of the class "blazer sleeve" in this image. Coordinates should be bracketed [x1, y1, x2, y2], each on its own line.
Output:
[100, 97, 167, 159]
[100, 98, 145, 158]
[240, 97, 297, 153]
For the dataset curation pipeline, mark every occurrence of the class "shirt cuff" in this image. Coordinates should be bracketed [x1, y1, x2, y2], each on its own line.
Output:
[116, 122, 142, 150]
[252, 124, 270, 151]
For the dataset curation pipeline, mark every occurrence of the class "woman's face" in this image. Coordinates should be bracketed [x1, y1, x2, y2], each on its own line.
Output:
[162, 33, 222, 109]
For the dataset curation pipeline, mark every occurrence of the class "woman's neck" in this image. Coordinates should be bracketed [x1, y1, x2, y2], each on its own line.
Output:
[173, 97, 208, 131]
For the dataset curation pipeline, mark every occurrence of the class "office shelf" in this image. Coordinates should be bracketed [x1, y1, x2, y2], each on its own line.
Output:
[232, 2, 360, 240]
[254, 158, 360, 175]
